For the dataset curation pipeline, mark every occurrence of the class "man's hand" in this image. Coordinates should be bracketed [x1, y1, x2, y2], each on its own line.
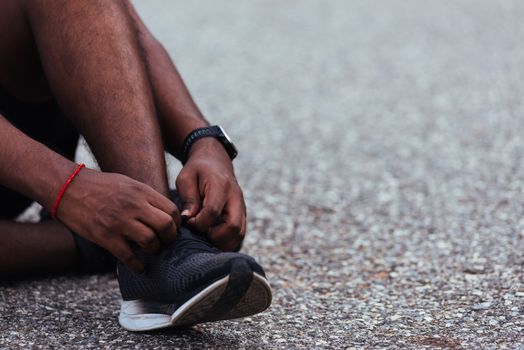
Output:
[125, 5, 246, 251]
[176, 138, 246, 251]
[57, 168, 180, 273]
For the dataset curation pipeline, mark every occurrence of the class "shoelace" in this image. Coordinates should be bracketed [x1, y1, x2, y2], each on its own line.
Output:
[163, 228, 218, 262]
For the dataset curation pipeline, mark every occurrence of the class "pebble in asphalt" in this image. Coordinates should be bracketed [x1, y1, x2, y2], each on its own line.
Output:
[1, 0, 524, 348]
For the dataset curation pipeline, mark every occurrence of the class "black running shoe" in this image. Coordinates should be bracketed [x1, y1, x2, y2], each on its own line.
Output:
[117, 227, 272, 331]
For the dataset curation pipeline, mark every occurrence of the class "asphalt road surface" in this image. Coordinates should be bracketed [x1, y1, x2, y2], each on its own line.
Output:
[1, 0, 523, 348]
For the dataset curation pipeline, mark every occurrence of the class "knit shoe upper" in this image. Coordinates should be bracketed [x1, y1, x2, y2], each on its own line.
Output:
[117, 227, 265, 305]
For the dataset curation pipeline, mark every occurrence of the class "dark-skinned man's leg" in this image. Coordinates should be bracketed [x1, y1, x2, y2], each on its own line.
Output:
[0, 0, 245, 275]
[23, 0, 170, 195]
[0, 0, 171, 277]
[0, 0, 271, 329]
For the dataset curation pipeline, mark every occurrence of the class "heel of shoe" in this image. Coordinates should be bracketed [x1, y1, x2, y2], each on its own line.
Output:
[119, 299, 174, 331]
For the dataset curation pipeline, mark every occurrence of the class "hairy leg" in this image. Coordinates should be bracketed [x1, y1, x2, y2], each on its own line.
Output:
[0, 0, 174, 276]
[23, 0, 170, 196]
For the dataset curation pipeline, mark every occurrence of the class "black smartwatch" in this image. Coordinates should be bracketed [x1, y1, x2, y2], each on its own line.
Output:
[181, 125, 238, 165]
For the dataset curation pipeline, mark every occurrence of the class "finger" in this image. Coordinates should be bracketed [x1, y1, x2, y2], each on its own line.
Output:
[207, 198, 244, 251]
[125, 221, 161, 254]
[208, 223, 242, 251]
[188, 186, 226, 233]
[106, 238, 143, 273]
[241, 209, 247, 239]
[143, 187, 181, 228]
[234, 212, 247, 252]
[175, 170, 202, 222]
[138, 205, 177, 244]
[239, 194, 247, 240]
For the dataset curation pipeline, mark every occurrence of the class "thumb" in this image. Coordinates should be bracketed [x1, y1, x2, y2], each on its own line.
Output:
[176, 171, 201, 224]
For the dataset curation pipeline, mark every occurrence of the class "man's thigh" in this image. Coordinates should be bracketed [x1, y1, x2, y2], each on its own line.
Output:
[0, 0, 51, 103]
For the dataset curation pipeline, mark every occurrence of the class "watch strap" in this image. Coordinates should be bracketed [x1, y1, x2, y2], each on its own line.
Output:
[181, 125, 237, 165]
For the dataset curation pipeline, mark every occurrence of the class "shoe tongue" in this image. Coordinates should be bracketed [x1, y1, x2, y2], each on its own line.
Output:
[128, 227, 216, 268]
[176, 227, 205, 241]
[174, 227, 217, 253]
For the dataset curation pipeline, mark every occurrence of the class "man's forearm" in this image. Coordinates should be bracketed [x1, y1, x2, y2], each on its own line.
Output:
[126, 4, 215, 160]
[125, 4, 245, 250]
[0, 115, 76, 209]
[144, 38, 212, 159]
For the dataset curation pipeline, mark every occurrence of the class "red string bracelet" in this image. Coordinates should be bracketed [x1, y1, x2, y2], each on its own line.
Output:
[51, 163, 86, 220]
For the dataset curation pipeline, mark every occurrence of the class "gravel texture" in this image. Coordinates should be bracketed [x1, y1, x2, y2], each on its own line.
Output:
[1, 0, 524, 348]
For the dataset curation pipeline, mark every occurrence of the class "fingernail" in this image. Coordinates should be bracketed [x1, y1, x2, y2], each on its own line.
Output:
[181, 210, 191, 226]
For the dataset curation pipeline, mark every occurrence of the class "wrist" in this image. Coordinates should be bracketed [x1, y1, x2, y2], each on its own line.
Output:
[187, 137, 232, 164]
[51, 163, 86, 219]
[166, 115, 209, 159]
[0, 115, 80, 210]
[33, 158, 80, 210]
[181, 125, 238, 165]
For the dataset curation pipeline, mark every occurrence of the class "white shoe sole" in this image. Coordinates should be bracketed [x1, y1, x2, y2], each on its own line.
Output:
[119, 272, 272, 332]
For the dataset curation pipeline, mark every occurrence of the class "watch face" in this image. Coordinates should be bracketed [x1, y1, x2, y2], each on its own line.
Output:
[216, 125, 238, 159]
[217, 125, 232, 142]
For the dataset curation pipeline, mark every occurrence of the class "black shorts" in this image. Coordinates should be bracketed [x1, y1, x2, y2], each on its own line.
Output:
[0, 89, 79, 220]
